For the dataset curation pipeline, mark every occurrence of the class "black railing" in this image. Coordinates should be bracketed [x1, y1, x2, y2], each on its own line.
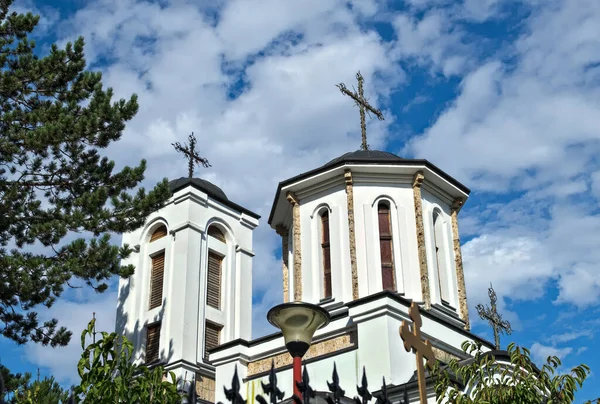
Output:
[219, 362, 409, 404]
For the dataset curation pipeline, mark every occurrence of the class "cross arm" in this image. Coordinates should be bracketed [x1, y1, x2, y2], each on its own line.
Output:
[400, 322, 436, 367]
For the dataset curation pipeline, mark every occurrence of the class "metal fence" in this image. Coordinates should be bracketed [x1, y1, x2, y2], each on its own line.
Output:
[221, 362, 409, 404]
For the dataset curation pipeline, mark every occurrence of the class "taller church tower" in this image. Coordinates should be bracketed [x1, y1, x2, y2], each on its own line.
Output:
[115, 177, 259, 396]
[268, 149, 470, 327]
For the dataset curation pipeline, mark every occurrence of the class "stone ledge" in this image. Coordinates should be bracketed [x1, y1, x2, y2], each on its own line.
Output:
[246, 331, 357, 378]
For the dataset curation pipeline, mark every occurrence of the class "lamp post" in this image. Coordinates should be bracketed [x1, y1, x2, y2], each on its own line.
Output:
[267, 302, 330, 398]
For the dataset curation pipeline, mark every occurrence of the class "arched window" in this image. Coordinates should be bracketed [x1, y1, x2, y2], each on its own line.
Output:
[148, 225, 167, 310]
[320, 211, 332, 299]
[208, 226, 226, 243]
[378, 201, 395, 291]
[433, 210, 450, 303]
[150, 225, 167, 242]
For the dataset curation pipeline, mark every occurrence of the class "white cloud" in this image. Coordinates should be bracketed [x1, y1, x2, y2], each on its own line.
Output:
[530, 342, 573, 366]
[23, 291, 117, 385]
[549, 330, 593, 345]
[407, 0, 600, 314]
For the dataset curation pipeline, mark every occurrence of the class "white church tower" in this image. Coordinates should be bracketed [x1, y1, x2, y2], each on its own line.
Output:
[210, 150, 494, 404]
[115, 177, 259, 399]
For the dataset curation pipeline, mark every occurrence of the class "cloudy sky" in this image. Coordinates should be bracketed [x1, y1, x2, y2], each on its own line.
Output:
[2, 0, 600, 401]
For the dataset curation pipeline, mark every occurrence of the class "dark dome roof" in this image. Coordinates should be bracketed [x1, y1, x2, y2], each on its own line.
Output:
[168, 177, 228, 201]
[323, 149, 403, 168]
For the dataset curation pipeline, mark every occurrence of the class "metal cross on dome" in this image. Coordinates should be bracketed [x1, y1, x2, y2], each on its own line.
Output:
[172, 132, 211, 178]
[400, 302, 436, 404]
[336, 71, 385, 151]
[476, 283, 512, 350]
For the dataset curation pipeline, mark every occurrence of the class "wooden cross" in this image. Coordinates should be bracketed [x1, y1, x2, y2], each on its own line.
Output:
[336, 71, 385, 151]
[476, 283, 512, 350]
[172, 132, 211, 178]
[400, 302, 436, 404]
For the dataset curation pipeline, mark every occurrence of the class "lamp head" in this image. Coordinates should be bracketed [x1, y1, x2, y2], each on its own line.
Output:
[267, 302, 330, 358]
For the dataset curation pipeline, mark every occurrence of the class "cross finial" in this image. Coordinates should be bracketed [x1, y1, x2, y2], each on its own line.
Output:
[399, 302, 436, 404]
[476, 283, 512, 350]
[172, 132, 211, 178]
[336, 71, 384, 151]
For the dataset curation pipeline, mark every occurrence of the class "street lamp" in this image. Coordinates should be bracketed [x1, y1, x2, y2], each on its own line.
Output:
[267, 302, 331, 398]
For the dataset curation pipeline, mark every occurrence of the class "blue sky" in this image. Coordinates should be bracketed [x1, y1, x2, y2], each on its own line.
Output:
[2, 0, 600, 401]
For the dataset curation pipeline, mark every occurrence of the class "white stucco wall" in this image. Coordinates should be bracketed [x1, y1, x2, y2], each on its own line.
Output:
[279, 165, 462, 319]
[211, 294, 492, 404]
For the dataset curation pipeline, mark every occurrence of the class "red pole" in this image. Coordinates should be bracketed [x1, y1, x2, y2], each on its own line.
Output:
[293, 356, 302, 398]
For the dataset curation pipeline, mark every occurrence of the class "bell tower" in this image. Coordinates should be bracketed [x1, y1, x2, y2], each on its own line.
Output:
[115, 177, 259, 398]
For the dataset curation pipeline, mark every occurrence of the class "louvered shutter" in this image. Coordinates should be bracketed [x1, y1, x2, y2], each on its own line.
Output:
[378, 203, 396, 291]
[321, 212, 332, 298]
[207, 252, 222, 309]
[149, 252, 165, 309]
[150, 225, 167, 242]
[146, 323, 161, 364]
[208, 226, 226, 242]
[204, 322, 221, 359]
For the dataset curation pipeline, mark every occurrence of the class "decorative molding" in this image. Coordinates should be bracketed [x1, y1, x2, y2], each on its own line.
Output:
[294, 176, 346, 200]
[246, 331, 357, 377]
[276, 225, 290, 303]
[451, 198, 470, 331]
[344, 169, 359, 300]
[286, 192, 302, 301]
[171, 221, 205, 235]
[195, 373, 216, 402]
[235, 245, 255, 257]
[412, 171, 431, 310]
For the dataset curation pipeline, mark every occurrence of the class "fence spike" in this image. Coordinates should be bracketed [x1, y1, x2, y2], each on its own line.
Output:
[224, 365, 246, 404]
[401, 383, 409, 404]
[354, 366, 372, 404]
[260, 360, 285, 404]
[296, 365, 315, 404]
[374, 377, 390, 404]
[326, 363, 345, 404]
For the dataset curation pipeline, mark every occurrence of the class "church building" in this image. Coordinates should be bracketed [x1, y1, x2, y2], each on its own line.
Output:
[115, 149, 499, 403]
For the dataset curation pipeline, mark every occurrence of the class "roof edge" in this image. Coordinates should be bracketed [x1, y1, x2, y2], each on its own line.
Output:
[268, 159, 471, 226]
[171, 179, 261, 220]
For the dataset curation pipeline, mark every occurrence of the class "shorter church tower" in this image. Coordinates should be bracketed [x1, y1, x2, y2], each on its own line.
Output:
[115, 177, 259, 397]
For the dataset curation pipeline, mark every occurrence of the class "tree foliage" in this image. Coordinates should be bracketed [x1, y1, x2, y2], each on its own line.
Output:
[13, 376, 69, 404]
[0, 364, 28, 403]
[0, 0, 171, 346]
[72, 318, 182, 403]
[433, 341, 594, 404]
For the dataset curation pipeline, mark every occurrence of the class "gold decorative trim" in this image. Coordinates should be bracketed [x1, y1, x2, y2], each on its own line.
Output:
[195, 373, 216, 402]
[246, 332, 357, 377]
[412, 171, 431, 309]
[431, 346, 459, 363]
[451, 198, 470, 330]
[286, 192, 302, 301]
[276, 225, 290, 303]
[345, 169, 359, 300]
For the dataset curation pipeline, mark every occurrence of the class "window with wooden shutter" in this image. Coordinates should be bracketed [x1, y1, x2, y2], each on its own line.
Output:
[150, 225, 167, 242]
[321, 211, 332, 299]
[149, 252, 165, 310]
[204, 321, 222, 360]
[378, 202, 396, 291]
[207, 252, 222, 309]
[208, 226, 226, 243]
[145, 322, 161, 364]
